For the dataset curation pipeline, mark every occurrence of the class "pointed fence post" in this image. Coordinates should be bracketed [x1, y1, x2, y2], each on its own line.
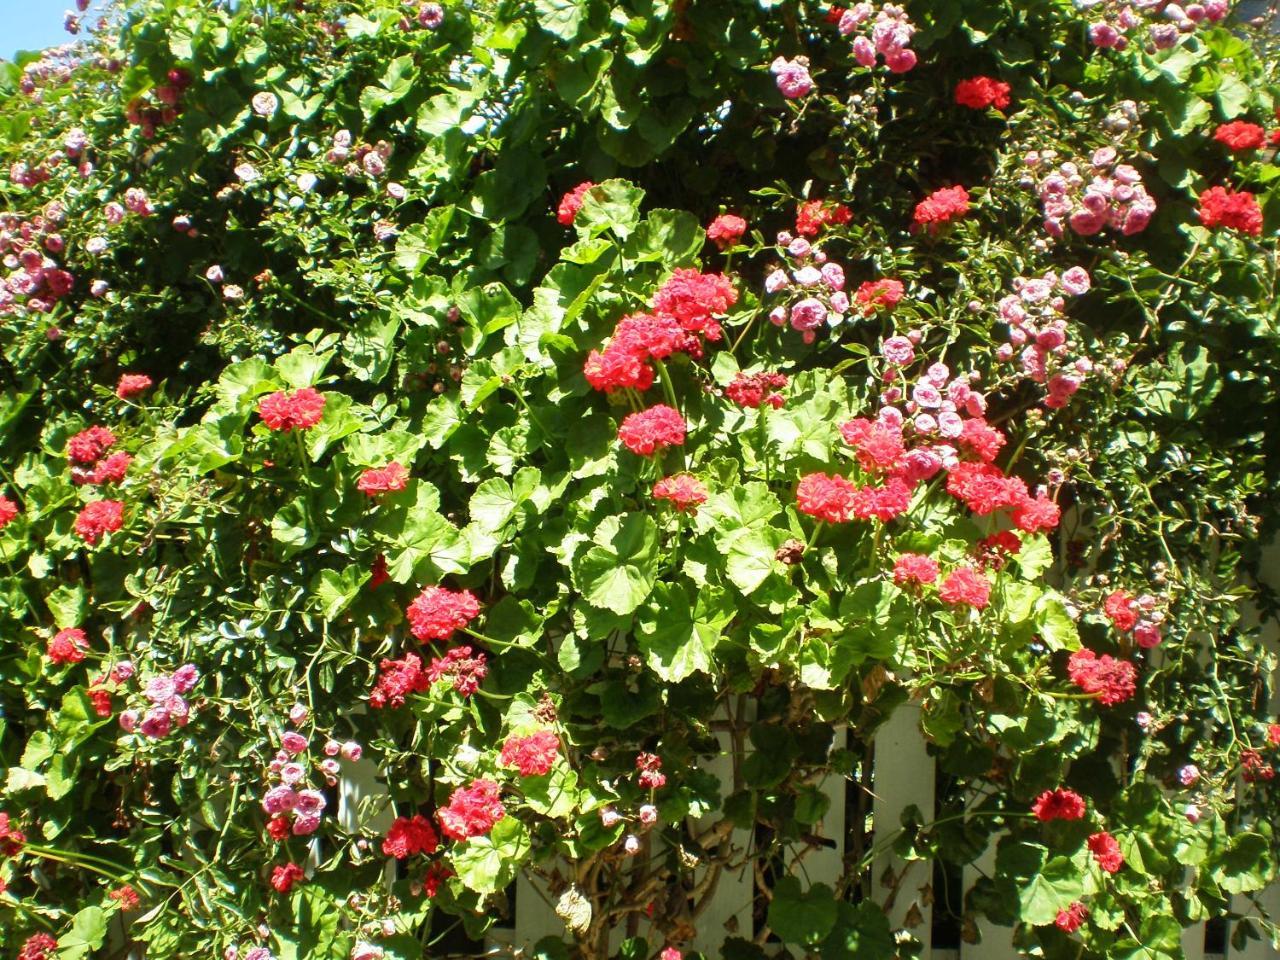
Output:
[871, 700, 936, 958]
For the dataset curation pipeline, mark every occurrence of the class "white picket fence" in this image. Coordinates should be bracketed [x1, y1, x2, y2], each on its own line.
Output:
[337, 545, 1280, 959]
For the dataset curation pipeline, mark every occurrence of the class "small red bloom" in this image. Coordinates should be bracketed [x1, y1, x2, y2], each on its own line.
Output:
[0, 812, 27, 856]
[271, 862, 306, 894]
[1268, 723, 1280, 747]
[939, 566, 991, 609]
[946, 461, 1027, 516]
[66, 425, 117, 464]
[1214, 120, 1266, 152]
[75, 499, 124, 544]
[854, 279, 905, 315]
[653, 474, 708, 513]
[796, 473, 857, 524]
[369, 553, 389, 588]
[426, 646, 489, 697]
[1198, 186, 1263, 236]
[406, 586, 480, 642]
[1103, 590, 1138, 633]
[48, 627, 89, 664]
[851, 477, 913, 522]
[438, 779, 505, 841]
[1055, 901, 1088, 933]
[500, 729, 561, 777]
[116, 374, 153, 399]
[651, 269, 737, 341]
[557, 182, 595, 226]
[913, 186, 970, 231]
[257, 387, 327, 431]
[795, 200, 852, 237]
[893, 553, 939, 587]
[18, 933, 58, 960]
[840, 417, 905, 472]
[383, 815, 440, 859]
[706, 213, 747, 249]
[357, 462, 409, 496]
[423, 860, 453, 897]
[954, 76, 1012, 111]
[725, 371, 788, 409]
[0, 493, 19, 529]
[1242, 748, 1275, 782]
[1087, 831, 1124, 873]
[1032, 787, 1086, 822]
[636, 751, 667, 790]
[1013, 495, 1061, 534]
[75, 451, 133, 486]
[267, 816, 291, 840]
[108, 884, 141, 910]
[1069, 649, 1137, 706]
[618, 405, 687, 457]
[958, 417, 1006, 463]
[370, 652, 431, 709]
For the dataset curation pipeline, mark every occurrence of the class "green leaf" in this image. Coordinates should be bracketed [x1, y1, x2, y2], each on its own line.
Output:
[1018, 856, 1084, 925]
[451, 816, 531, 894]
[571, 513, 659, 615]
[1036, 594, 1080, 651]
[635, 582, 731, 682]
[522, 764, 579, 819]
[309, 566, 369, 621]
[820, 901, 894, 960]
[576, 180, 645, 239]
[534, 0, 585, 41]
[57, 906, 108, 959]
[767, 877, 839, 946]
[725, 527, 787, 595]
[45, 583, 87, 629]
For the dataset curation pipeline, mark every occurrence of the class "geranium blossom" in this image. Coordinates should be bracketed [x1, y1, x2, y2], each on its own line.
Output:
[1213, 120, 1265, 152]
[406, 586, 480, 641]
[257, 387, 326, 431]
[1032, 787, 1086, 822]
[954, 76, 1011, 110]
[1198, 186, 1263, 236]
[382, 814, 439, 858]
[437, 779, 505, 841]
[652, 474, 708, 513]
[796, 473, 857, 523]
[1068, 648, 1137, 706]
[557, 181, 595, 226]
[500, 729, 561, 777]
[1087, 831, 1124, 873]
[651, 269, 737, 340]
[938, 566, 991, 609]
[913, 186, 969, 231]
[618, 405, 687, 456]
[48, 627, 89, 664]
[357, 462, 409, 496]
[706, 213, 747, 249]
[75, 499, 124, 543]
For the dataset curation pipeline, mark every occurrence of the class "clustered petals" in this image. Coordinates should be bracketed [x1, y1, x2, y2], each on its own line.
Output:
[437, 779, 505, 841]
[499, 729, 561, 777]
[618, 405, 687, 457]
[1068, 648, 1137, 706]
[406, 586, 480, 642]
[258, 387, 326, 431]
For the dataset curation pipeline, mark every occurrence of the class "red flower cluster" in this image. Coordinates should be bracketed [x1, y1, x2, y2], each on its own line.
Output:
[1087, 831, 1124, 873]
[267, 816, 291, 841]
[270, 862, 305, 894]
[1055, 901, 1088, 933]
[1269, 723, 1280, 747]
[0, 493, 19, 529]
[75, 499, 124, 544]
[257, 387, 327, 431]
[48, 627, 89, 664]
[725, 371, 788, 409]
[67, 425, 117, 464]
[1242, 748, 1275, 783]
[383, 814, 440, 858]
[369, 553, 389, 588]
[946, 462, 1027, 516]
[108, 885, 140, 910]
[1068, 649, 1137, 706]
[1032, 787, 1086, 822]
[796, 473, 857, 523]
[1198, 186, 1263, 236]
[840, 418, 906, 472]
[939, 566, 991, 609]
[584, 312, 699, 394]
[0, 812, 26, 856]
[653, 473, 708, 513]
[893, 553, 939, 586]
[636, 751, 667, 789]
[357, 462, 409, 496]
[651, 268, 738, 341]
[1213, 120, 1265, 152]
[500, 729, 561, 777]
[438, 778, 505, 841]
[1103, 590, 1138, 633]
[406, 585, 480, 641]
[795, 199, 852, 236]
[954, 76, 1011, 111]
[958, 417, 1006, 463]
[854, 278, 905, 314]
[975, 530, 1022, 570]
[706, 213, 747, 249]
[913, 186, 970, 230]
[370, 652, 430, 708]
[18, 933, 58, 960]
[73, 451, 133, 487]
[851, 477, 913, 521]
[1012, 495, 1061, 534]
[423, 860, 453, 897]
[116, 373, 153, 399]
[426, 646, 489, 697]
[618, 405, 687, 456]
[557, 181, 595, 226]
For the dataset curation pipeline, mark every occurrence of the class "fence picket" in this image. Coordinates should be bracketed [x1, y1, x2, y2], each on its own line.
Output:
[959, 840, 1021, 960]
[871, 700, 936, 957]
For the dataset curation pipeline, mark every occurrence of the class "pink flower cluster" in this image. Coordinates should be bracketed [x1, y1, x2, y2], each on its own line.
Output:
[763, 232, 851, 343]
[1068, 648, 1138, 705]
[993, 268, 1093, 409]
[1077, 0, 1229, 52]
[833, 3, 918, 72]
[438, 778, 506, 841]
[118, 664, 199, 740]
[0, 209, 76, 316]
[1029, 147, 1156, 237]
[324, 130, 393, 179]
[769, 57, 814, 98]
[1103, 589, 1165, 647]
[258, 721, 356, 839]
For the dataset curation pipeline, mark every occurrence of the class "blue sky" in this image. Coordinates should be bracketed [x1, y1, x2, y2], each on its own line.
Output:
[0, 1, 106, 60]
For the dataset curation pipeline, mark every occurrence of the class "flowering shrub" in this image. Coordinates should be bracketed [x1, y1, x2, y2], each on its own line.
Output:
[1, 1, 1280, 959]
